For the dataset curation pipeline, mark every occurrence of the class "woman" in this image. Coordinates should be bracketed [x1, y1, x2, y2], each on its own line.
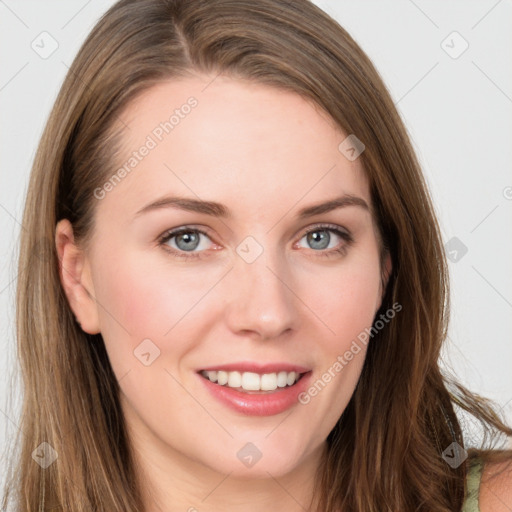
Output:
[3, 0, 511, 510]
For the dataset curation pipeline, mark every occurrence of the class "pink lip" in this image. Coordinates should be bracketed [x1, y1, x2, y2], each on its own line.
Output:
[198, 362, 311, 374]
[197, 370, 313, 416]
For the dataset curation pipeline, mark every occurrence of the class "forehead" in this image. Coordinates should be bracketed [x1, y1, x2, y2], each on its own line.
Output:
[101, 75, 370, 221]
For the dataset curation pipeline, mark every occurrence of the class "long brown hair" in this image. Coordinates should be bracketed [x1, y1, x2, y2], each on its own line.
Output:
[3, 0, 511, 510]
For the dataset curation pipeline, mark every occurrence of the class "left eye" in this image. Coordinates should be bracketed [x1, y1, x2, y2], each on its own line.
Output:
[297, 226, 350, 251]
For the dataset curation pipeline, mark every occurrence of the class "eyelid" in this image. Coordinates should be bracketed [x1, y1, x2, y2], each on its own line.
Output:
[157, 225, 217, 248]
[300, 222, 350, 237]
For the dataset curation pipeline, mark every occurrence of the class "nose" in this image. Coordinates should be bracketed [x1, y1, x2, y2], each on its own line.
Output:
[222, 245, 299, 341]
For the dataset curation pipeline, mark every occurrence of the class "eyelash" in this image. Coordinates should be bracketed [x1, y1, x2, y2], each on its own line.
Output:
[157, 223, 354, 261]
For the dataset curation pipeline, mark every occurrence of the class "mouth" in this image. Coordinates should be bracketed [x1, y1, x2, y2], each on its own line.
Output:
[196, 363, 313, 416]
[198, 369, 309, 394]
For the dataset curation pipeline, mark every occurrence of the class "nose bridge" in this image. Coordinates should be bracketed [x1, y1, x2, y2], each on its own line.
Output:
[224, 235, 298, 339]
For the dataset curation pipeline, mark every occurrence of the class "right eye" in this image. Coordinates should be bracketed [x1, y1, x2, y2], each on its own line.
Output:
[158, 226, 216, 260]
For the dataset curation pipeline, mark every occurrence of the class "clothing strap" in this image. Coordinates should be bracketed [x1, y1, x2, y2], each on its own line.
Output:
[462, 457, 484, 512]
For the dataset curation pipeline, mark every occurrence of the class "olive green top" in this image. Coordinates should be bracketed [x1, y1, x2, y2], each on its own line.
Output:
[462, 457, 484, 511]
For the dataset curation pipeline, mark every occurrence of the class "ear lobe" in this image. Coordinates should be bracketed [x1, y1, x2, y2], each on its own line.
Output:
[55, 219, 100, 335]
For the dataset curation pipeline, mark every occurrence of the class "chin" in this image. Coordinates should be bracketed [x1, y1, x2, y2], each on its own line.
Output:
[201, 439, 310, 479]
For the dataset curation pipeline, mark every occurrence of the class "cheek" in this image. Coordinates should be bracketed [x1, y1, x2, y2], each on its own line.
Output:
[307, 252, 382, 345]
[88, 247, 184, 375]
[295, 259, 381, 437]
[89, 245, 225, 375]
[92, 248, 201, 334]
[333, 268, 380, 338]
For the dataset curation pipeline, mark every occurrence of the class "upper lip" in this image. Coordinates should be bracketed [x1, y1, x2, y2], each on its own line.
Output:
[198, 362, 311, 374]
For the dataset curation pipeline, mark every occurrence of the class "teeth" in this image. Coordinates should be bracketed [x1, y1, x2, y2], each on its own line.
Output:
[261, 373, 277, 391]
[201, 369, 301, 391]
[286, 372, 297, 386]
[228, 371, 242, 388]
[242, 372, 260, 391]
[277, 371, 288, 388]
[217, 370, 228, 385]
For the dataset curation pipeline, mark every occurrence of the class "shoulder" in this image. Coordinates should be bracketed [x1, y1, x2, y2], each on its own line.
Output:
[479, 459, 512, 512]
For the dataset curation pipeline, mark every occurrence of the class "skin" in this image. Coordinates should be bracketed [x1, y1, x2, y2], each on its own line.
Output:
[56, 75, 392, 512]
[480, 461, 512, 511]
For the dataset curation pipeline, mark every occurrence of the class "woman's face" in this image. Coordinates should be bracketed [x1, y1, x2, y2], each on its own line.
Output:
[59, 75, 390, 481]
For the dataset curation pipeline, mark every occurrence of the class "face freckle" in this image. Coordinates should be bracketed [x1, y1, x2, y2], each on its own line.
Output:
[80, 74, 388, 486]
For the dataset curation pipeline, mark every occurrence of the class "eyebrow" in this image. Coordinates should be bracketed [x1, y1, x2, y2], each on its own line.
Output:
[134, 194, 369, 219]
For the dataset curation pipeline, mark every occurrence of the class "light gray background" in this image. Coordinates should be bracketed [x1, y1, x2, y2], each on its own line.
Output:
[1, 0, 511, 489]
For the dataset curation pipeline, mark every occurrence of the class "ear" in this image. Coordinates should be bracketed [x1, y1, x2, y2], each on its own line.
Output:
[55, 219, 100, 334]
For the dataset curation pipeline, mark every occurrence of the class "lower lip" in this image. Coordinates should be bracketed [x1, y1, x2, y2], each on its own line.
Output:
[198, 372, 312, 416]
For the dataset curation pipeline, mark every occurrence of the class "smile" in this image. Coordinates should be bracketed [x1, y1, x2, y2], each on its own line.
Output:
[200, 370, 304, 393]
[196, 365, 313, 416]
